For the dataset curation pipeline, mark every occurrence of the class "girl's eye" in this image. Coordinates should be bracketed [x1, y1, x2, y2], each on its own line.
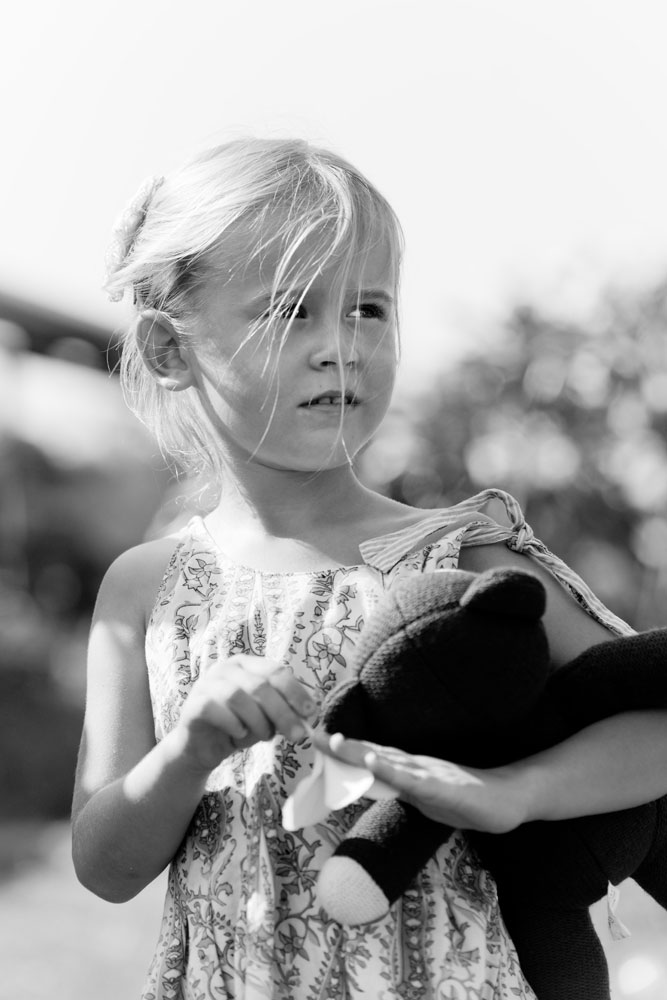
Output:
[269, 301, 307, 321]
[348, 303, 387, 320]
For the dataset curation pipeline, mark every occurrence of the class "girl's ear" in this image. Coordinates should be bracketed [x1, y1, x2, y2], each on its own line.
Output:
[134, 309, 195, 390]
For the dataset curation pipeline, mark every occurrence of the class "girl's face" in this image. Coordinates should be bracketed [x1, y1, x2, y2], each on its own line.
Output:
[191, 235, 398, 474]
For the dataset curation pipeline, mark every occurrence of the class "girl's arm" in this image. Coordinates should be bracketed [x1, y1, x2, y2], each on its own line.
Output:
[460, 541, 667, 819]
[323, 710, 667, 834]
[72, 542, 315, 903]
[324, 540, 667, 831]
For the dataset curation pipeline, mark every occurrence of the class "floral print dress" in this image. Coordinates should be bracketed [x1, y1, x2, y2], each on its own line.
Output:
[141, 489, 631, 1000]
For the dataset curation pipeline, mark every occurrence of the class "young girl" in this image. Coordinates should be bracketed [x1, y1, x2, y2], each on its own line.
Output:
[72, 137, 667, 1000]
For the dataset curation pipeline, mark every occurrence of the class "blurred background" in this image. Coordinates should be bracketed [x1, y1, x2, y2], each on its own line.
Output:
[3, 0, 667, 996]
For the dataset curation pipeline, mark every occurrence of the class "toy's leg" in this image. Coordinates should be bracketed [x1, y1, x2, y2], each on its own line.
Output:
[562, 801, 667, 915]
[475, 823, 613, 1000]
[498, 893, 611, 1000]
[477, 802, 667, 999]
[633, 798, 667, 908]
[317, 800, 451, 925]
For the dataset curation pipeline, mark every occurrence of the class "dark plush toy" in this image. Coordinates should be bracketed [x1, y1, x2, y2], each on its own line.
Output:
[313, 567, 667, 1000]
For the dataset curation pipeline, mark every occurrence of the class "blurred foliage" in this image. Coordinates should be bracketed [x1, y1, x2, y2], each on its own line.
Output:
[362, 280, 667, 630]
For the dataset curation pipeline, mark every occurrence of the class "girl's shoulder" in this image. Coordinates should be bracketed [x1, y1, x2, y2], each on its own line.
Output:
[95, 533, 183, 633]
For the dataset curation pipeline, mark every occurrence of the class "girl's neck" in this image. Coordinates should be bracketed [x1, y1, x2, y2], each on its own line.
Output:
[203, 462, 414, 572]
[213, 462, 375, 535]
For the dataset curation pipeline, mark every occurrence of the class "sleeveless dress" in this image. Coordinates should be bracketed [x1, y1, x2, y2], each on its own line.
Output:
[141, 489, 631, 1000]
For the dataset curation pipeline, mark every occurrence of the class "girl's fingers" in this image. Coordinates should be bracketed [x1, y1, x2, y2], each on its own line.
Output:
[318, 734, 371, 764]
[234, 656, 318, 737]
[225, 686, 278, 742]
[209, 657, 313, 742]
[365, 751, 483, 787]
[267, 666, 319, 724]
[188, 670, 273, 743]
[243, 654, 318, 719]
[195, 698, 251, 743]
[323, 733, 407, 767]
[362, 752, 421, 795]
[187, 655, 318, 749]
[363, 751, 434, 786]
[240, 678, 308, 741]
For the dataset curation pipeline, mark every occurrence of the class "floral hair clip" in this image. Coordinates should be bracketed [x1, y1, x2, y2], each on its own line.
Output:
[105, 175, 165, 302]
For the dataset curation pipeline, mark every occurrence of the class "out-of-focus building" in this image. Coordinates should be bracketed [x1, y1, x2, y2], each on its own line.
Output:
[0, 291, 169, 819]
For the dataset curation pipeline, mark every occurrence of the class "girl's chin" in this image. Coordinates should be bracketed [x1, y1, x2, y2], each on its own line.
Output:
[248, 448, 361, 475]
[222, 431, 368, 473]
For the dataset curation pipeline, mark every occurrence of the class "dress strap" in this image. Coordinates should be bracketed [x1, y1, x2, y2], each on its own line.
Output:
[359, 488, 530, 571]
[359, 505, 480, 572]
[360, 488, 633, 636]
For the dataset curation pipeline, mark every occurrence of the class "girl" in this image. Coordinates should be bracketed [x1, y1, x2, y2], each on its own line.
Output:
[72, 137, 667, 1000]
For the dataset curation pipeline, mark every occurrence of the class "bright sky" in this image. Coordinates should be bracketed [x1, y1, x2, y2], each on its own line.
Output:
[3, 0, 667, 386]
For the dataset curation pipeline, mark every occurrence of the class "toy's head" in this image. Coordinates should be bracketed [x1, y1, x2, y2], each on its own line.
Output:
[321, 567, 550, 762]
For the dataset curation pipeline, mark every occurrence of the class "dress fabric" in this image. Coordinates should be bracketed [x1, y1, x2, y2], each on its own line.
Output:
[141, 489, 631, 1000]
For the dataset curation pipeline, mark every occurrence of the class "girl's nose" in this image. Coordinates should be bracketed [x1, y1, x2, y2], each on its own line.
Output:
[308, 325, 359, 370]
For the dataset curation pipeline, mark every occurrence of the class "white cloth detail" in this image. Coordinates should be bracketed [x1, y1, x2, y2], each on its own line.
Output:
[282, 748, 397, 830]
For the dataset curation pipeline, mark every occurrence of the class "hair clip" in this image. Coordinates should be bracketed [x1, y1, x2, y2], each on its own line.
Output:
[104, 175, 166, 301]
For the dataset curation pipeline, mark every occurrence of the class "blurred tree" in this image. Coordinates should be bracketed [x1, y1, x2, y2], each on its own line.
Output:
[361, 280, 667, 629]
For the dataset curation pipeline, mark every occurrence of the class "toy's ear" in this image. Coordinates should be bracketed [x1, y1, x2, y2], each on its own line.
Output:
[460, 568, 546, 620]
[321, 680, 368, 738]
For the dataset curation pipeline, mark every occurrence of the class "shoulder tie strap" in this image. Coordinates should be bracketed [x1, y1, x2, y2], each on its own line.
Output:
[360, 489, 633, 636]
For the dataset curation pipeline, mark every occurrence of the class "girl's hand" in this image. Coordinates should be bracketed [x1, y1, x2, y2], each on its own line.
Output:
[178, 654, 317, 774]
[320, 734, 529, 834]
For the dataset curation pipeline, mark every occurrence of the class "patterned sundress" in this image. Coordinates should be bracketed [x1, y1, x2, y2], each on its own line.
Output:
[141, 489, 632, 1000]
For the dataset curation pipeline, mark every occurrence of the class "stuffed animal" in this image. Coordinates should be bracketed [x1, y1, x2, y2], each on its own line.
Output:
[286, 567, 667, 1000]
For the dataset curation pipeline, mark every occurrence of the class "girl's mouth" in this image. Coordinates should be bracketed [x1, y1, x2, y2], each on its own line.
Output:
[301, 391, 359, 408]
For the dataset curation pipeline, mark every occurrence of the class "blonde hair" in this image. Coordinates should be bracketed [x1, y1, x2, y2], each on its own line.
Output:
[105, 137, 403, 483]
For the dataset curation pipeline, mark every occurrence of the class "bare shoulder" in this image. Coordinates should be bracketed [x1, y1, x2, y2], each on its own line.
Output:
[94, 534, 182, 633]
[454, 500, 614, 659]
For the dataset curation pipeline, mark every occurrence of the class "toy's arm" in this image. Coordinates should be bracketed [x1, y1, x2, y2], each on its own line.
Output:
[549, 628, 667, 730]
[318, 798, 451, 925]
